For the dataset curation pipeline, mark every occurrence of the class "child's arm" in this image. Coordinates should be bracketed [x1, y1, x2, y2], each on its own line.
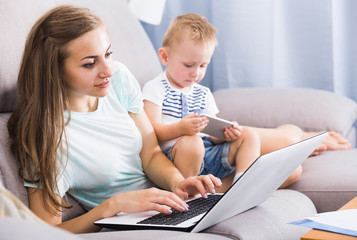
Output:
[144, 100, 208, 142]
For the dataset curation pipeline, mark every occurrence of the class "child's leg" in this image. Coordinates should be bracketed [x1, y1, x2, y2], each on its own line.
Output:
[241, 125, 304, 188]
[246, 124, 304, 155]
[171, 135, 205, 178]
[245, 124, 351, 188]
[246, 124, 351, 155]
[279, 165, 302, 189]
[302, 131, 351, 151]
[226, 127, 261, 182]
[218, 161, 302, 193]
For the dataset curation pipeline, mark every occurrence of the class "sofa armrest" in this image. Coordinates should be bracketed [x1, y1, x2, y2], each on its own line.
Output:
[214, 88, 357, 146]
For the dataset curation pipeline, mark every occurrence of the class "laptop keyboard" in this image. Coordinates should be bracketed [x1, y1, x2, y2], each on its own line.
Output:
[137, 194, 223, 226]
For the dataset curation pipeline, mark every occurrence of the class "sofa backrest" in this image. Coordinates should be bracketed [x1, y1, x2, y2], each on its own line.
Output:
[0, 0, 162, 216]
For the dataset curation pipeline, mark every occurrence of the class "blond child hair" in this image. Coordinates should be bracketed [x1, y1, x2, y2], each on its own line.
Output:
[163, 13, 218, 48]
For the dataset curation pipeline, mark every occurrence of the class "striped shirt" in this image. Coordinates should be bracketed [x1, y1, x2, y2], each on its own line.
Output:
[161, 78, 209, 118]
[142, 72, 219, 150]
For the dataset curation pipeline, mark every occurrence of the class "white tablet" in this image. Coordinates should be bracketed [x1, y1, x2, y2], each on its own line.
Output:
[200, 114, 235, 139]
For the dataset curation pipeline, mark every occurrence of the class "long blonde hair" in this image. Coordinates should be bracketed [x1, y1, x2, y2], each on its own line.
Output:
[7, 5, 104, 214]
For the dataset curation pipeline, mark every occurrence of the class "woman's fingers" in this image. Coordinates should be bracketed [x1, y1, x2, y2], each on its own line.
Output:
[122, 176, 224, 217]
[176, 175, 222, 199]
[116, 188, 189, 215]
[147, 188, 189, 213]
[140, 175, 224, 215]
[206, 174, 222, 190]
[198, 174, 222, 194]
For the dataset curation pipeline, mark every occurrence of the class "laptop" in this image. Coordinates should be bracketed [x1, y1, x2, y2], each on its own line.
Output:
[94, 132, 328, 232]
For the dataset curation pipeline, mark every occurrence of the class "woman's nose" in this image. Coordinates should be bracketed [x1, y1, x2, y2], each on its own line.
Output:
[99, 61, 113, 78]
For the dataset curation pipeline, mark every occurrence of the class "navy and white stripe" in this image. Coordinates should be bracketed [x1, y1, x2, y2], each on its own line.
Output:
[161, 79, 208, 118]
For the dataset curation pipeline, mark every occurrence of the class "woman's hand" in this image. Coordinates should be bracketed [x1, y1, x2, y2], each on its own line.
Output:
[179, 114, 208, 136]
[223, 121, 242, 142]
[100, 188, 189, 219]
[172, 174, 222, 200]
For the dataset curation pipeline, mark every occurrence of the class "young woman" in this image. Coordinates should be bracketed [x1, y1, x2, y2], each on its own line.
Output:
[7, 5, 220, 233]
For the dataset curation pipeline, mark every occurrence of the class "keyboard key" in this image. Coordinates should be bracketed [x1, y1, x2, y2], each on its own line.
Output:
[138, 194, 222, 226]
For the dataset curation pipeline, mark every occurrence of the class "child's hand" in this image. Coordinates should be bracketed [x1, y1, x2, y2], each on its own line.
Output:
[223, 121, 242, 142]
[179, 113, 208, 135]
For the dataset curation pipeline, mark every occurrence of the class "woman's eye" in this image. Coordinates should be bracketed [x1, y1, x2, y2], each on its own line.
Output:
[184, 64, 192, 68]
[83, 62, 95, 68]
[106, 51, 113, 58]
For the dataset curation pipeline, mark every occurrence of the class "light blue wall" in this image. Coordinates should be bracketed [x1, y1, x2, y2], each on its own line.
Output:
[141, 0, 357, 102]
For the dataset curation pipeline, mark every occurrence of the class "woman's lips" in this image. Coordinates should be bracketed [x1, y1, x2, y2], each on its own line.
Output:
[95, 79, 110, 88]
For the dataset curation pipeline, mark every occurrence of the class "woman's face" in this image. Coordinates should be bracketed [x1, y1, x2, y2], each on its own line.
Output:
[63, 26, 113, 110]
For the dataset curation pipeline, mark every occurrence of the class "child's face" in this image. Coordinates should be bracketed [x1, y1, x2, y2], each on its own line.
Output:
[161, 35, 215, 90]
[63, 26, 113, 103]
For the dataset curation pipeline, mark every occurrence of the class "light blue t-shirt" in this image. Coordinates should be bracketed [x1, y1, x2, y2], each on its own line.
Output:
[25, 62, 155, 210]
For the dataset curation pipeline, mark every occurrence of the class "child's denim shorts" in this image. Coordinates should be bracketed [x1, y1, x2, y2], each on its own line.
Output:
[163, 137, 236, 179]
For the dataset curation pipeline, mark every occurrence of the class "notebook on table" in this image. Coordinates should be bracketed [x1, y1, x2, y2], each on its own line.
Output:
[94, 132, 328, 233]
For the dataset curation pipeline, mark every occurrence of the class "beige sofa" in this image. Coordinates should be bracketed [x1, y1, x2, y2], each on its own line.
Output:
[1, 0, 357, 239]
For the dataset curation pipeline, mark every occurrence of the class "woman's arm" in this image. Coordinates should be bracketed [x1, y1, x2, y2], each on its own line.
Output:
[28, 187, 102, 233]
[28, 185, 192, 233]
[143, 100, 208, 142]
[130, 110, 220, 199]
[130, 109, 186, 190]
[143, 100, 183, 142]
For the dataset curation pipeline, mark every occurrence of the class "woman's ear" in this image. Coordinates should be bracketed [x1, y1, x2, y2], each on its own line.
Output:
[158, 47, 168, 66]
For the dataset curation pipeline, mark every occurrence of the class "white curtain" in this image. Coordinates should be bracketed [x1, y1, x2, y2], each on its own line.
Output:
[141, 0, 357, 101]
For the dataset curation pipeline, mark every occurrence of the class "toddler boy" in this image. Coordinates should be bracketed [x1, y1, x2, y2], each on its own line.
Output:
[143, 13, 261, 189]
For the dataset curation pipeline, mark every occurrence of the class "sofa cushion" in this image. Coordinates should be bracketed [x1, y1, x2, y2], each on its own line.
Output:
[0, 217, 83, 240]
[1, 216, 230, 240]
[214, 88, 357, 147]
[80, 230, 230, 240]
[203, 189, 316, 240]
[0, 114, 28, 206]
[288, 149, 357, 213]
